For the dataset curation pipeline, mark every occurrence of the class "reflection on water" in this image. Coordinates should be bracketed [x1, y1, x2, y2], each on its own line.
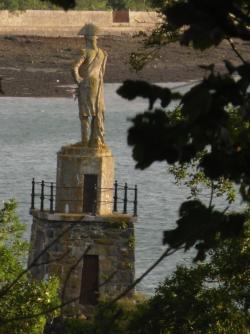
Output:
[0, 83, 234, 294]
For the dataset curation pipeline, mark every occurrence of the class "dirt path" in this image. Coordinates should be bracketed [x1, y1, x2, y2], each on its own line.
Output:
[0, 35, 249, 97]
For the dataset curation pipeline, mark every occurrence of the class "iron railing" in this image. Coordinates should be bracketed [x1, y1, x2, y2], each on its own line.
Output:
[30, 178, 138, 216]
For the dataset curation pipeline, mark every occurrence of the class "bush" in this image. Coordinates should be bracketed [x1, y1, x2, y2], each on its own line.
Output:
[0, 0, 153, 11]
[62, 318, 95, 334]
[0, 200, 60, 334]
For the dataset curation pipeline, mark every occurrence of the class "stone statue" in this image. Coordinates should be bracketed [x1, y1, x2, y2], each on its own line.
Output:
[72, 24, 107, 148]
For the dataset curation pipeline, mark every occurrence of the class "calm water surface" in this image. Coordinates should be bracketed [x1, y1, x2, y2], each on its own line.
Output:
[0, 83, 232, 294]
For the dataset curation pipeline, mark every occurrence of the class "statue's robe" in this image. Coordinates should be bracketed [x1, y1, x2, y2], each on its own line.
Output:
[72, 47, 107, 146]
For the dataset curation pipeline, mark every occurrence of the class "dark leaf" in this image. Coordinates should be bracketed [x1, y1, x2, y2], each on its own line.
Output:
[220, 213, 246, 238]
[163, 200, 246, 260]
[117, 80, 173, 110]
[181, 83, 212, 122]
[181, 25, 224, 49]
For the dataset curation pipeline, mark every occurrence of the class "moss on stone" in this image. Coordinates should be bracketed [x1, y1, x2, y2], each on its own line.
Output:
[103, 214, 133, 229]
[128, 235, 135, 249]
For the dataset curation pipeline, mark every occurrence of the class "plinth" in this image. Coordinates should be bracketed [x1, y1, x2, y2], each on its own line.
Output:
[29, 211, 135, 316]
[55, 143, 114, 215]
[29, 143, 136, 316]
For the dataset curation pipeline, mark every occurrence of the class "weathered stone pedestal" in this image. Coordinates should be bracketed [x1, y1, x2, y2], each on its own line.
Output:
[29, 143, 136, 316]
[29, 210, 135, 315]
[56, 143, 114, 215]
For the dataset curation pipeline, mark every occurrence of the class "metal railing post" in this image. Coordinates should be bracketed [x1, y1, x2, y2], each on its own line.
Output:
[32, 178, 137, 216]
[49, 182, 54, 213]
[40, 180, 45, 212]
[30, 178, 35, 210]
[133, 185, 138, 217]
[123, 182, 128, 214]
[113, 180, 118, 212]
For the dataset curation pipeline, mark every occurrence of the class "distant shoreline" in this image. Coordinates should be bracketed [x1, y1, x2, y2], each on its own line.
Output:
[0, 35, 249, 97]
[0, 81, 199, 99]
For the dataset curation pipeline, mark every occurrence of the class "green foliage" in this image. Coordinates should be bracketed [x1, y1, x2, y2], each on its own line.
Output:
[74, 0, 106, 10]
[0, 0, 153, 10]
[92, 295, 146, 334]
[116, 0, 250, 260]
[168, 106, 237, 203]
[63, 318, 95, 334]
[150, 0, 250, 49]
[171, 160, 236, 203]
[129, 0, 152, 11]
[128, 234, 135, 249]
[0, 200, 60, 334]
[128, 223, 250, 334]
[0, 0, 58, 10]
[106, 215, 131, 228]
[57, 295, 146, 334]
[107, 0, 131, 10]
[129, 27, 180, 70]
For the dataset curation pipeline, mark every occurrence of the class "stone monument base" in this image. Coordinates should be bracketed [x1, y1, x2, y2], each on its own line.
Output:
[29, 210, 135, 316]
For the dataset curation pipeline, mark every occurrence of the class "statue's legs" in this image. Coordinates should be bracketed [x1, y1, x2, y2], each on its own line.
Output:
[79, 115, 89, 145]
[89, 115, 105, 148]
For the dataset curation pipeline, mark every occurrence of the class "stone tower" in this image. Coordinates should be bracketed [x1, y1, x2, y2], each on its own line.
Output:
[28, 24, 136, 316]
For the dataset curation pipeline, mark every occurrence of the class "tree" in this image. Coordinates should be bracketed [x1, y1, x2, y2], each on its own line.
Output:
[114, 2, 250, 329]
[117, 0, 250, 261]
[0, 200, 60, 334]
[126, 225, 250, 334]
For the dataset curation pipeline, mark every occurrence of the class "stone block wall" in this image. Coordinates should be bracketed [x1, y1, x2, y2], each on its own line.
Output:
[0, 10, 162, 36]
[29, 210, 135, 315]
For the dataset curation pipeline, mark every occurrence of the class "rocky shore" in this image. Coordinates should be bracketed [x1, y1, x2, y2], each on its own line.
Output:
[0, 35, 249, 97]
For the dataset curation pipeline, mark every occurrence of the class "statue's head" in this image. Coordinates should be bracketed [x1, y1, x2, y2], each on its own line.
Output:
[82, 23, 100, 40]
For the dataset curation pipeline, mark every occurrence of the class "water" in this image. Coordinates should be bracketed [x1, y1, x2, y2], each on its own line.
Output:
[0, 83, 233, 294]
